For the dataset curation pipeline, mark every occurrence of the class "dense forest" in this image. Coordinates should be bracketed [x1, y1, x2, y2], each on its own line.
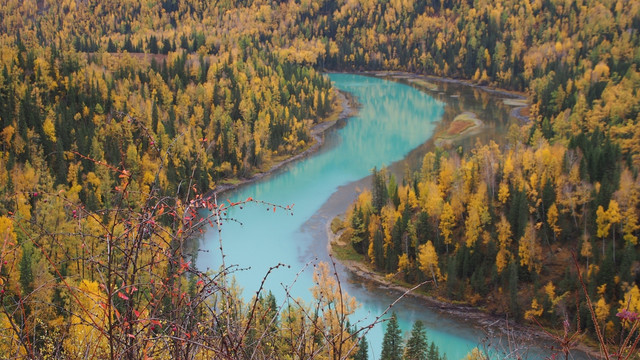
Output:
[0, 0, 639, 358]
[341, 134, 638, 342]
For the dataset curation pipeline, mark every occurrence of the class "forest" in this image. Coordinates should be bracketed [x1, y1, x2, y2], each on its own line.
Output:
[0, 0, 639, 358]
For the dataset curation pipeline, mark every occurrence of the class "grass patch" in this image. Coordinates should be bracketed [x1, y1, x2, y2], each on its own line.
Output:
[319, 94, 344, 124]
[503, 98, 528, 107]
[438, 112, 480, 139]
[330, 216, 345, 234]
[331, 241, 364, 262]
[385, 273, 421, 290]
[219, 177, 242, 185]
[447, 119, 475, 136]
[408, 78, 439, 91]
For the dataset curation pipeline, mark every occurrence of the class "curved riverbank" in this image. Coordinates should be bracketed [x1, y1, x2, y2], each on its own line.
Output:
[322, 74, 601, 359]
[211, 89, 359, 197]
[368, 71, 532, 124]
[369, 70, 527, 98]
[199, 72, 598, 359]
[211, 70, 527, 198]
[326, 221, 599, 358]
[199, 73, 600, 359]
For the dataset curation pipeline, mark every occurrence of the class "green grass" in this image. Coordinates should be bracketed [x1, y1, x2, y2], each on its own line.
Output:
[220, 177, 242, 185]
[503, 98, 528, 106]
[408, 78, 439, 91]
[331, 241, 364, 262]
[436, 112, 481, 140]
[330, 216, 345, 233]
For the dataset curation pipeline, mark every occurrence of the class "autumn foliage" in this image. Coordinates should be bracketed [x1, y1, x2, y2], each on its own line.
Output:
[343, 134, 640, 348]
[0, 147, 375, 358]
[0, 0, 639, 358]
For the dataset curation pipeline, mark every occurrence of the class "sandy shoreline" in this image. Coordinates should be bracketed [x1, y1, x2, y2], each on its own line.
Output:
[369, 70, 527, 98]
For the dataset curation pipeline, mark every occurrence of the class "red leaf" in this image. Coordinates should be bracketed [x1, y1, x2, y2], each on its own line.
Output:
[117, 292, 130, 300]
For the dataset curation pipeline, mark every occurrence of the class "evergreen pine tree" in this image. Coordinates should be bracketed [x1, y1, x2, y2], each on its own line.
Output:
[427, 341, 440, 360]
[404, 320, 428, 360]
[381, 313, 403, 360]
[351, 205, 366, 254]
[19, 243, 33, 296]
[354, 336, 369, 360]
[373, 227, 385, 269]
[508, 260, 520, 318]
[372, 167, 388, 213]
[388, 174, 400, 208]
[107, 38, 116, 52]
[151, 102, 159, 133]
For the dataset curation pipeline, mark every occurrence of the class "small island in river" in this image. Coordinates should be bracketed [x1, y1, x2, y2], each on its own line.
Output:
[434, 111, 483, 147]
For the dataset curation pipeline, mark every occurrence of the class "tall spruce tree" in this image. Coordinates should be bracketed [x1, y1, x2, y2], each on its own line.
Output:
[404, 320, 428, 360]
[381, 313, 403, 360]
[372, 167, 388, 214]
[427, 341, 441, 360]
[354, 336, 369, 360]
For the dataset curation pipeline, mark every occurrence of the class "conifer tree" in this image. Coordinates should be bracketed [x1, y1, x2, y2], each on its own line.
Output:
[427, 341, 441, 360]
[381, 313, 403, 360]
[404, 320, 428, 360]
[354, 336, 369, 360]
[372, 167, 389, 213]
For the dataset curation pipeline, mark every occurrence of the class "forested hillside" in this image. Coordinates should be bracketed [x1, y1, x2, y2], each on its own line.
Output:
[341, 135, 638, 339]
[0, 1, 341, 358]
[329, 0, 640, 352]
[0, 0, 639, 358]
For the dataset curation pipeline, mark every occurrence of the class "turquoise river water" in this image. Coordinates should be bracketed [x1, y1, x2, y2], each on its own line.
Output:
[197, 74, 585, 359]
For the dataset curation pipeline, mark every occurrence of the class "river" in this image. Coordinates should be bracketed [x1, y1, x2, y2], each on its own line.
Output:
[197, 73, 577, 359]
